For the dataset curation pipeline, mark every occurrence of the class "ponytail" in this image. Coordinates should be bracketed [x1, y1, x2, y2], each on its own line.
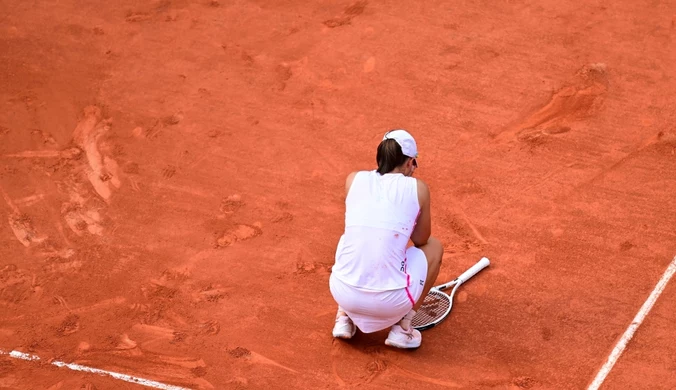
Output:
[376, 139, 409, 175]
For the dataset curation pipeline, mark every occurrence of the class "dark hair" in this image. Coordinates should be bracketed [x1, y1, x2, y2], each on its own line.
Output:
[376, 139, 409, 175]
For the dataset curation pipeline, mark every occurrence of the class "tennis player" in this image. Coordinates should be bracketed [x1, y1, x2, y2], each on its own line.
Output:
[329, 129, 443, 349]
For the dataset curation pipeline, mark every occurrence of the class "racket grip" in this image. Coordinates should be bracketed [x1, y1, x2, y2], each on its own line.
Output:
[457, 257, 490, 283]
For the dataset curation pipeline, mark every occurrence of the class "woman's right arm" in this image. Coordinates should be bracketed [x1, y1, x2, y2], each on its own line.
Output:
[410, 179, 431, 247]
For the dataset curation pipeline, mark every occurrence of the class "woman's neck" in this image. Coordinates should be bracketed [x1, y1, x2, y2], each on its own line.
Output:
[387, 167, 405, 175]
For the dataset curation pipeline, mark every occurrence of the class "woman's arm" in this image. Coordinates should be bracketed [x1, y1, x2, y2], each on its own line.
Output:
[410, 179, 431, 247]
[345, 171, 358, 196]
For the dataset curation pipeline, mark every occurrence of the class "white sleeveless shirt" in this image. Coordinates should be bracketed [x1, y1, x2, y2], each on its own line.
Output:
[332, 170, 421, 291]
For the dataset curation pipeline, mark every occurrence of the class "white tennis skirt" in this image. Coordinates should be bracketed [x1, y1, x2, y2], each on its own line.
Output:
[329, 246, 428, 333]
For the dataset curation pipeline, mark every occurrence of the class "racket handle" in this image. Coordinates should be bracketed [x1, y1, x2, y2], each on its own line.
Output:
[457, 257, 490, 283]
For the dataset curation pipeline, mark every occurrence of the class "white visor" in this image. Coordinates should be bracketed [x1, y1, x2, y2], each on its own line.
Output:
[383, 129, 418, 159]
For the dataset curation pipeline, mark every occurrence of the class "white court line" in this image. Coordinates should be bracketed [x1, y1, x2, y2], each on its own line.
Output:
[588, 255, 676, 390]
[0, 349, 190, 390]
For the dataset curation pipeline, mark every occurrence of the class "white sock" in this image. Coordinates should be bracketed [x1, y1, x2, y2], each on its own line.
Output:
[399, 309, 416, 331]
[336, 306, 348, 319]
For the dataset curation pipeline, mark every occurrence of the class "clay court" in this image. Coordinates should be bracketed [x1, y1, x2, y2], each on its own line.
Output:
[1, 1, 675, 389]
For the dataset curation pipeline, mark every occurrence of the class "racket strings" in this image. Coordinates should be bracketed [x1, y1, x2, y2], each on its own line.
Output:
[411, 291, 451, 327]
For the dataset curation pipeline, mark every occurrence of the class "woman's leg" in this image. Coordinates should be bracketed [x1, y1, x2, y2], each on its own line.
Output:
[412, 236, 443, 312]
[329, 274, 357, 339]
[385, 237, 443, 349]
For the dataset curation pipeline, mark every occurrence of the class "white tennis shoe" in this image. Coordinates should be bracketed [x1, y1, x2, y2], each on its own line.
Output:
[385, 324, 422, 349]
[332, 315, 357, 339]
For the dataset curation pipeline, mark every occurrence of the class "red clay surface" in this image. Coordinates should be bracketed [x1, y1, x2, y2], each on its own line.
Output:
[1, 1, 675, 389]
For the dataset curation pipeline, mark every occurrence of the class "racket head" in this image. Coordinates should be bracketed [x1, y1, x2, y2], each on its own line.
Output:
[411, 289, 453, 331]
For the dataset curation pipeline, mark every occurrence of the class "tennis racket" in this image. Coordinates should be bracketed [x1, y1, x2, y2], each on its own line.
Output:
[412, 257, 490, 331]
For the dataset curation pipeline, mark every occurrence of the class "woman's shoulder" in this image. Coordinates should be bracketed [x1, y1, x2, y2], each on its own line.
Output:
[347, 170, 373, 179]
[414, 178, 430, 204]
[350, 170, 378, 179]
[345, 170, 374, 194]
[413, 177, 429, 190]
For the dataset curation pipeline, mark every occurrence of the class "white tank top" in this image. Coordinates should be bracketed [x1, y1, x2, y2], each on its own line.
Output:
[332, 170, 421, 291]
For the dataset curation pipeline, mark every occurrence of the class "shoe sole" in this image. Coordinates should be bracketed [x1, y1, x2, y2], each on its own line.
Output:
[333, 333, 353, 339]
[333, 328, 357, 339]
[384, 339, 421, 349]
